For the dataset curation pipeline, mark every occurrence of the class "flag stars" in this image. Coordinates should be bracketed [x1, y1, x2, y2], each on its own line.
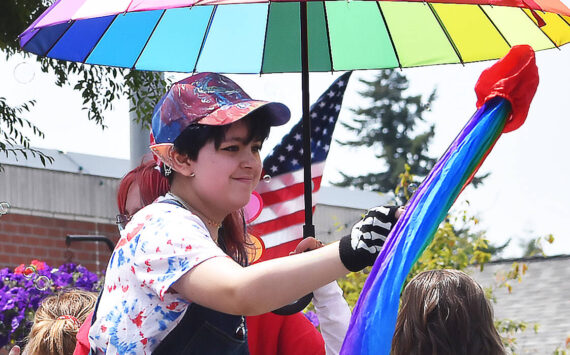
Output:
[335, 104, 341, 112]
[270, 165, 278, 173]
[286, 144, 294, 152]
[337, 80, 345, 87]
[311, 112, 318, 118]
[291, 159, 299, 166]
[329, 116, 335, 123]
[324, 144, 330, 151]
[294, 133, 302, 141]
[278, 155, 285, 162]
[319, 101, 326, 108]
[327, 91, 335, 98]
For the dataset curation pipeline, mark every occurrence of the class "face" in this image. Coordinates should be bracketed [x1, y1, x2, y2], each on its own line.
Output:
[189, 120, 263, 214]
[125, 182, 144, 217]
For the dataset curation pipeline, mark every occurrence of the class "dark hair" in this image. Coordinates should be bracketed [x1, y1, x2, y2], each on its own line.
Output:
[166, 110, 272, 266]
[391, 269, 505, 355]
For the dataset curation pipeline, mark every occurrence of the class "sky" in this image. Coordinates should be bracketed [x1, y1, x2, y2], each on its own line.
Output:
[2, 25, 569, 258]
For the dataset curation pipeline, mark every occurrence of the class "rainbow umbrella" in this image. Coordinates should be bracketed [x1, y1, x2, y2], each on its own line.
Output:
[341, 45, 539, 354]
[18, 0, 570, 241]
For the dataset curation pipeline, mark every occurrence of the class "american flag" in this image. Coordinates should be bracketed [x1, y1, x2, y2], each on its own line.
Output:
[252, 72, 352, 261]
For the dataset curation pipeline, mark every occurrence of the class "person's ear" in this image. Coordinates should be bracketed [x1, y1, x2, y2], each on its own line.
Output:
[169, 148, 195, 177]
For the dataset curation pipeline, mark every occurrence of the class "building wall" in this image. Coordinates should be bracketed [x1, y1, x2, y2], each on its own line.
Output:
[0, 213, 119, 272]
[314, 204, 365, 244]
[471, 255, 570, 354]
[0, 164, 121, 272]
[0, 165, 119, 220]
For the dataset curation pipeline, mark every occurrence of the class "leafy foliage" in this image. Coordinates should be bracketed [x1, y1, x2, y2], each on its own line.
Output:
[519, 234, 555, 258]
[0, 96, 52, 167]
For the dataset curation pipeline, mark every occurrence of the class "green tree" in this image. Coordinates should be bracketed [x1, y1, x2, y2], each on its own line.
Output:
[0, 0, 166, 164]
[519, 234, 554, 257]
[334, 69, 437, 192]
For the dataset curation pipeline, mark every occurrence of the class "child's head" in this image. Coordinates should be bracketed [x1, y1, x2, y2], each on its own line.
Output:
[117, 160, 170, 217]
[150, 72, 290, 181]
[23, 289, 97, 355]
[391, 269, 504, 355]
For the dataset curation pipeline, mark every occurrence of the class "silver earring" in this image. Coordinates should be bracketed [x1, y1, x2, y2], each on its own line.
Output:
[164, 165, 172, 176]
[190, 172, 196, 177]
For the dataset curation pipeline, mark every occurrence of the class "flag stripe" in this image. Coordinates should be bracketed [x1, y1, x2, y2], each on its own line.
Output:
[252, 208, 315, 236]
[259, 224, 303, 248]
[257, 238, 302, 262]
[256, 191, 319, 223]
[258, 176, 322, 207]
[255, 162, 326, 194]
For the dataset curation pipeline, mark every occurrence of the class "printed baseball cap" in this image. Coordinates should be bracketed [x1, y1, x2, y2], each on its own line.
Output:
[150, 72, 290, 165]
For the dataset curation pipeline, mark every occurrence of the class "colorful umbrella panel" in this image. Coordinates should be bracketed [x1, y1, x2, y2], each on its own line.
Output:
[20, 0, 570, 73]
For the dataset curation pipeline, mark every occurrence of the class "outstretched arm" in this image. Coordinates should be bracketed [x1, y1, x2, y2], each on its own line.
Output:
[172, 241, 347, 316]
[172, 205, 402, 316]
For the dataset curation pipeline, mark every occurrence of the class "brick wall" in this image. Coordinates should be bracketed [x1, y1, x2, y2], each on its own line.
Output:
[0, 213, 120, 273]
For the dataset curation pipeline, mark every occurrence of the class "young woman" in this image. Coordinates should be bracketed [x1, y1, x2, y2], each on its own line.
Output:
[391, 269, 505, 355]
[88, 72, 400, 354]
[113, 161, 328, 354]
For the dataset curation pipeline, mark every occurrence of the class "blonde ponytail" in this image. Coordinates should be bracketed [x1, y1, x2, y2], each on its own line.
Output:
[23, 289, 97, 355]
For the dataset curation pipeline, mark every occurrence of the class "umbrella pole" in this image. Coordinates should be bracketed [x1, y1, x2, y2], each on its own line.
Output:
[300, 1, 315, 239]
[269, 1, 315, 315]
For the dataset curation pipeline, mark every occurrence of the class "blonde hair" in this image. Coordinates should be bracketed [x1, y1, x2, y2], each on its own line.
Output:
[23, 289, 97, 355]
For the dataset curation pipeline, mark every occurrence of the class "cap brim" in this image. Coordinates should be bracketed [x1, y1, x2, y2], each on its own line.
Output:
[198, 100, 290, 127]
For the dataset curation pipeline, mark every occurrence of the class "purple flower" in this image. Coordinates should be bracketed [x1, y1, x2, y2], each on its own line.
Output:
[0, 260, 102, 348]
[304, 311, 320, 328]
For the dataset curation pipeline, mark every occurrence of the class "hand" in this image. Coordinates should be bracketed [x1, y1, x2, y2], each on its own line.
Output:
[339, 205, 401, 272]
[9, 345, 21, 355]
[290, 237, 324, 255]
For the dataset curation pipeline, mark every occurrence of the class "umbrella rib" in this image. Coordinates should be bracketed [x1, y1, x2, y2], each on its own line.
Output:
[375, 2, 402, 70]
[427, 3, 465, 65]
[82, 16, 118, 64]
[259, 1, 272, 74]
[478, 5, 512, 48]
[557, 13, 570, 27]
[521, 8, 560, 49]
[132, 10, 166, 70]
[192, 5, 218, 73]
[321, 1, 335, 72]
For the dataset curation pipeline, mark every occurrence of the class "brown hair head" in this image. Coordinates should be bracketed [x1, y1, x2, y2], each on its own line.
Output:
[391, 269, 505, 355]
[23, 289, 97, 355]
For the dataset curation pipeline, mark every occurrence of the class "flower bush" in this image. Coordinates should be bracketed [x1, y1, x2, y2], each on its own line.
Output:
[0, 260, 101, 348]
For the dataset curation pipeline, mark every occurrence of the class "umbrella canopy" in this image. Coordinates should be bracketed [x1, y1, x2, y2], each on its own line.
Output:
[20, 0, 570, 73]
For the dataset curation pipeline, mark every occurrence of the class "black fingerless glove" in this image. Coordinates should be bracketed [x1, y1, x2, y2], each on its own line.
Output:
[339, 205, 400, 272]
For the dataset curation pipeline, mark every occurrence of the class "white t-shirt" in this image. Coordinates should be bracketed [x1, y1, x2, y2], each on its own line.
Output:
[89, 198, 227, 354]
